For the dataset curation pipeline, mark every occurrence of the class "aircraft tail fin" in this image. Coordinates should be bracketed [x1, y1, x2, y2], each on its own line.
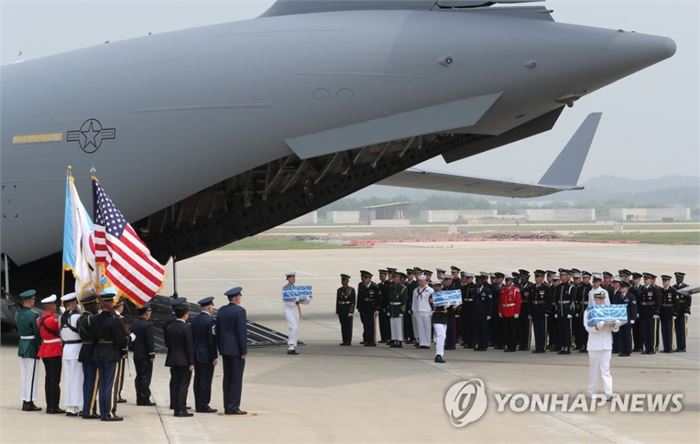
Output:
[537, 113, 602, 187]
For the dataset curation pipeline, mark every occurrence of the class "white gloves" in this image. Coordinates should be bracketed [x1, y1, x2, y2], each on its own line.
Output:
[596, 321, 605, 330]
[130, 333, 136, 342]
[567, 314, 573, 319]
[514, 314, 519, 319]
[528, 315, 532, 320]
[348, 313, 353, 317]
[630, 320, 635, 325]
[653, 314, 660, 320]
[673, 316, 677, 320]
[685, 313, 690, 321]
[486, 316, 491, 320]
[614, 320, 622, 328]
[499, 314, 503, 318]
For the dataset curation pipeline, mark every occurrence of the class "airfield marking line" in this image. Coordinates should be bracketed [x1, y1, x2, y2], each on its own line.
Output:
[155, 405, 172, 444]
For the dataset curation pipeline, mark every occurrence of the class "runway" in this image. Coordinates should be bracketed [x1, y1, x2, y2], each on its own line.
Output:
[1, 241, 698, 443]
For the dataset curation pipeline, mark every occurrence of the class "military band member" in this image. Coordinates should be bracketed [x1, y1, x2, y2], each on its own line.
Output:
[618, 281, 637, 357]
[499, 277, 522, 352]
[165, 302, 195, 417]
[659, 275, 677, 353]
[192, 297, 218, 413]
[92, 292, 128, 421]
[357, 271, 379, 346]
[517, 270, 533, 351]
[639, 273, 662, 355]
[673, 272, 690, 352]
[283, 272, 301, 355]
[460, 273, 476, 349]
[430, 280, 447, 363]
[336, 274, 356, 346]
[16, 289, 42, 412]
[403, 268, 417, 344]
[474, 274, 493, 351]
[131, 302, 156, 406]
[37, 294, 65, 414]
[531, 271, 550, 353]
[217, 287, 248, 415]
[59, 292, 83, 416]
[413, 274, 433, 349]
[554, 270, 575, 354]
[78, 292, 100, 419]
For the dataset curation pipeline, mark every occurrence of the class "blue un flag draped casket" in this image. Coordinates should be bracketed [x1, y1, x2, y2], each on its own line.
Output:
[587, 304, 628, 326]
[282, 285, 313, 304]
[432, 290, 462, 308]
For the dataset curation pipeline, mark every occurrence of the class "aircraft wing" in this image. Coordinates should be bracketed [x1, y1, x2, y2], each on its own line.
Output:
[378, 113, 602, 198]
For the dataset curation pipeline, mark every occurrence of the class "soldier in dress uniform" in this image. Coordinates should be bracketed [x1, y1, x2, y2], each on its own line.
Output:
[192, 297, 218, 413]
[618, 281, 637, 357]
[639, 273, 662, 354]
[59, 292, 83, 416]
[216, 287, 248, 415]
[165, 297, 188, 409]
[630, 272, 644, 352]
[548, 274, 561, 350]
[450, 266, 461, 289]
[165, 301, 194, 417]
[659, 275, 677, 353]
[553, 270, 576, 354]
[602, 272, 614, 296]
[577, 271, 593, 352]
[112, 297, 130, 405]
[77, 292, 100, 419]
[16, 289, 42, 412]
[499, 276, 522, 352]
[442, 275, 458, 350]
[378, 269, 392, 344]
[531, 270, 550, 353]
[460, 272, 476, 349]
[37, 294, 65, 414]
[413, 274, 433, 349]
[436, 268, 447, 280]
[517, 270, 533, 351]
[131, 302, 156, 406]
[430, 280, 447, 363]
[357, 271, 379, 347]
[491, 272, 505, 349]
[610, 277, 623, 353]
[403, 268, 417, 344]
[388, 272, 407, 348]
[474, 274, 493, 351]
[673, 272, 690, 352]
[546, 270, 556, 285]
[283, 272, 302, 355]
[92, 292, 128, 421]
[336, 274, 356, 346]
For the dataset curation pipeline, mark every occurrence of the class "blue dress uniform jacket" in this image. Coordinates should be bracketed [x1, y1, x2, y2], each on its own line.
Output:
[216, 302, 247, 414]
[192, 313, 218, 363]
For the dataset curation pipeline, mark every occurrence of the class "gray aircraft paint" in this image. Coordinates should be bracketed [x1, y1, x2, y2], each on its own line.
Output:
[0, 2, 675, 266]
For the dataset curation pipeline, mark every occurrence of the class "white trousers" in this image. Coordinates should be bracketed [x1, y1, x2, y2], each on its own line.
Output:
[284, 306, 299, 347]
[588, 350, 613, 397]
[390, 316, 403, 341]
[411, 312, 419, 341]
[19, 358, 40, 402]
[416, 312, 432, 347]
[62, 358, 84, 409]
[434, 324, 447, 357]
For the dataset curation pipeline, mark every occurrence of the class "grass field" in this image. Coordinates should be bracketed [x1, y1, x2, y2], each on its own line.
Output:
[218, 237, 348, 250]
[570, 231, 700, 245]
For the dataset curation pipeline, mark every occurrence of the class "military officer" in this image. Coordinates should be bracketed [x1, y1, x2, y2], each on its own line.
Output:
[517, 270, 534, 351]
[630, 272, 644, 352]
[131, 302, 156, 406]
[165, 297, 188, 410]
[388, 272, 407, 348]
[554, 270, 576, 354]
[165, 302, 194, 417]
[37, 294, 65, 414]
[530, 270, 550, 353]
[673, 272, 690, 352]
[474, 274, 493, 351]
[92, 292, 128, 421]
[574, 271, 592, 352]
[112, 297, 130, 405]
[59, 292, 83, 416]
[357, 270, 379, 346]
[283, 272, 302, 355]
[403, 268, 417, 344]
[460, 273, 476, 349]
[659, 275, 677, 353]
[192, 297, 218, 413]
[377, 269, 392, 344]
[639, 273, 662, 354]
[16, 289, 42, 412]
[413, 274, 433, 349]
[336, 274, 356, 346]
[548, 274, 561, 351]
[77, 292, 100, 419]
[216, 287, 248, 415]
[618, 281, 637, 357]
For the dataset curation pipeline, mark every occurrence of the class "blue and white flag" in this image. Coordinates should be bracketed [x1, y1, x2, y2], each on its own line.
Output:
[587, 304, 628, 326]
[282, 285, 313, 303]
[433, 290, 462, 308]
[62, 174, 96, 293]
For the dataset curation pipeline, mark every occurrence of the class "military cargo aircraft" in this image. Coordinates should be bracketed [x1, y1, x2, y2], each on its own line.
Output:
[0, 0, 676, 306]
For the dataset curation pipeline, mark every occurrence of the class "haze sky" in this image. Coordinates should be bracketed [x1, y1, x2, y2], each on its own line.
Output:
[2, 0, 697, 182]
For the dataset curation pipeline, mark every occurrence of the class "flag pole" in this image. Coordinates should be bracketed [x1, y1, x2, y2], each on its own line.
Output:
[90, 166, 102, 295]
[60, 165, 73, 298]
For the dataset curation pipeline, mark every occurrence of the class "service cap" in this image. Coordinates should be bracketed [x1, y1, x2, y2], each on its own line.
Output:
[198, 296, 215, 307]
[19, 289, 37, 300]
[60, 292, 77, 302]
[41, 294, 57, 304]
[225, 287, 242, 297]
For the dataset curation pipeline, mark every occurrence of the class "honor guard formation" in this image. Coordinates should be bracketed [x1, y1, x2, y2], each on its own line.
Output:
[14, 269, 690, 417]
[15, 286, 248, 420]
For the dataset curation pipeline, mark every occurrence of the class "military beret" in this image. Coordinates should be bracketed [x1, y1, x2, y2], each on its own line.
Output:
[198, 296, 215, 306]
[674, 272, 685, 277]
[632, 272, 643, 279]
[661, 275, 672, 281]
[19, 289, 37, 299]
[450, 266, 460, 272]
[41, 294, 57, 304]
[360, 270, 373, 277]
[618, 269, 632, 276]
[285, 271, 296, 278]
[169, 296, 188, 306]
[60, 292, 77, 302]
[99, 293, 116, 302]
[494, 272, 505, 278]
[224, 287, 242, 297]
[534, 270, 546, 276]
[582, 271, 592, 277]
[602, 271, 613, 278]
[619, 281, 631, 288]
[643, 272, 656, 279]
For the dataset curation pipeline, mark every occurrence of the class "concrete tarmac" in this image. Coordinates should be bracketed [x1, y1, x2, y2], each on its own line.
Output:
[1, 242, 698, 443]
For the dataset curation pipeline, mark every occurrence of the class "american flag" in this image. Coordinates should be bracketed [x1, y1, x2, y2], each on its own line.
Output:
[92, 178, 165, 306]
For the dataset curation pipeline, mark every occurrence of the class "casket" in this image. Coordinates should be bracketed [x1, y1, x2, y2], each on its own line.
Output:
[433, 290, 462, 308]
[282, 285, 313, 303]
[587, 304, 628, 326]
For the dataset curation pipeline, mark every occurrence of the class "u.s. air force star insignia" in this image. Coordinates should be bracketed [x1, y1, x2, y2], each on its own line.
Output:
[66, 118, 116, 153]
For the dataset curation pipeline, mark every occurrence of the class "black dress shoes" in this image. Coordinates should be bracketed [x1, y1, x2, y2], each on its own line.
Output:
[225, 409, 247, 415]
[47, 408, 66, 414]
[83, 413, 101, 419]
[117, 397, 127, 403]
[101, 415, 124, 421]
[137, 401, 157, 406]
[22, 401, 42, 412]
[434, 355, 446, 363]
[196, 407, 218, 413]
[174, 411, 194, 417]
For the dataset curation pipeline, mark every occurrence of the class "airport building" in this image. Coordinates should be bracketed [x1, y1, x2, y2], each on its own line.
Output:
[418, 209, 498, 223]
[517, 208, 597, 222]
[360, 202, 411, 226]
[285, 211, 319, 225]
[609, 208, 691, 222]
[326, 211, 361, 224]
